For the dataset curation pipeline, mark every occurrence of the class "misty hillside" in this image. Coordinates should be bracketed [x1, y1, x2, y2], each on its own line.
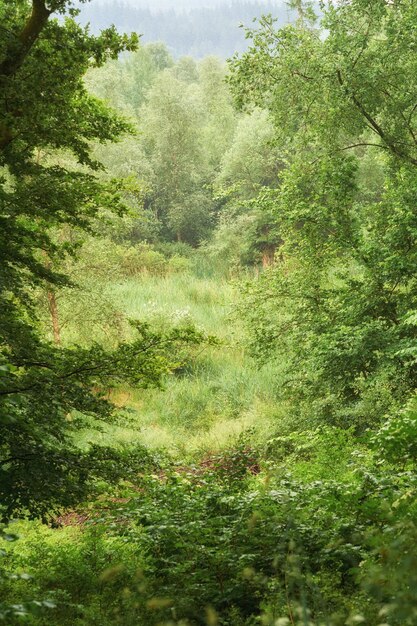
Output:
[87, 0, 287, 11]
[75, 1, 294, 58]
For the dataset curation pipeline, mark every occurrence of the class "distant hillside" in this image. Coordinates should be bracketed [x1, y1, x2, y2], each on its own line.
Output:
[86, 0, 287, 11]
[74, 1, 294, 58]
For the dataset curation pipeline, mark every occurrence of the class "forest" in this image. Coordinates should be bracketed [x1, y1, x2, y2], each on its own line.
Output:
[75, 1, 294, 58]
[1, 0, 417, 625]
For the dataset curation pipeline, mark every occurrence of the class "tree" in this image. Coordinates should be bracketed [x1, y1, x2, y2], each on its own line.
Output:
[229, 0, 417, 428]
[0, 0, 204, 520]
[197, 56, 237, 169]
[85, 52, 242, 248]
[213, 108, 283, 268]
[85, 42, 174, 115]
[139, 70, 214, 244]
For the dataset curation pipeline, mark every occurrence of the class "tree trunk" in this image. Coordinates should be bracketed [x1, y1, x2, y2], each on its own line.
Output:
[0, 1, 51, 79]
[42, 248, 61, 345]
[262, 246, 276, 268]
[47, 289, 61, 345]
[0, 1, 51, 151]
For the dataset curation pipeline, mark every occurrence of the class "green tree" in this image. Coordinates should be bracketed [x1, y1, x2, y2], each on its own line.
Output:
[139, 69, 213, 244]
[173, 55, 199, 84]
[86, 42, 173, 114]
[229, 0, 417, 428]
[0, 0, 203, 520]
[212, 108, 283, 268]
[85, 51, 241, 248]
[197, 56, 237, 170]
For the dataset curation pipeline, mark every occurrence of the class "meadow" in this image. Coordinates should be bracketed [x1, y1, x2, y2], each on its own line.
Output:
[71, 267, 280, 456]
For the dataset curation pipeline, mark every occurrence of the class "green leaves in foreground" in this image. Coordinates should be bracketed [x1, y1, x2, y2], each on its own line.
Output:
[0, 526, 57, 622]
[0, 321, 212, 520]
[3, 421, 417, 626]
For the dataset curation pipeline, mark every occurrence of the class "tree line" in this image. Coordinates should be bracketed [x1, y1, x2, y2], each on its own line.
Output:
[76, 0, 294, 57]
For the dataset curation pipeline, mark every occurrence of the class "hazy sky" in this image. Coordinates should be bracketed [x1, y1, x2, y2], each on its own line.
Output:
[74, 0, 292, 57]
[117, 0, 283, 4]
[86, 0, 286, 11]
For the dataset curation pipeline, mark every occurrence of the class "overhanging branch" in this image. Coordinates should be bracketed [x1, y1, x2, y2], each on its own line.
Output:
[0, 0, 51, 79]
[0, 0, 52, 151]
[336, 69, 417, 167]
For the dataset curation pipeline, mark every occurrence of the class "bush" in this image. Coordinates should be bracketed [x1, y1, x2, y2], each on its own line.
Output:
[167, 254, 192, 274]
[119, 244, 167, 277]
[1, 525, 149, 626]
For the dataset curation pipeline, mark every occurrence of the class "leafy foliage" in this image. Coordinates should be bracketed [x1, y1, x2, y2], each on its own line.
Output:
[0, 1, 208, 520]
[229, 0, 417, 429]
[3, 1, 417, 624]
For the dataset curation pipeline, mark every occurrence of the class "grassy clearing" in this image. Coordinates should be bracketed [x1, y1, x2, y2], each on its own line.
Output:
[105, 273, 236, 337]
[73, 271, 279, 457]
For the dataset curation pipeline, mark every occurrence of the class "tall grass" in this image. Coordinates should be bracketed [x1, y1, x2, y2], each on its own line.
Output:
[106, 273, 235, 337]
[71, 270, 279, 456]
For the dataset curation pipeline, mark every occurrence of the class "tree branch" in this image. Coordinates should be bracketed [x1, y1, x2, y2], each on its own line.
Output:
[0, 0, 51, 79]
[0, 339, 164, 397]
[0, 454, 38, 468]
[0, 0, 52, 151]
[336, 70, 417, 167]
[310, 142, 390, 166]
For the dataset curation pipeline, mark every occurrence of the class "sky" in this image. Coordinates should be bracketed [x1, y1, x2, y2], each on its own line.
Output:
[81, 0, 287, 12]
[110, 0, 283, 5]
[73, 0, 293, 58]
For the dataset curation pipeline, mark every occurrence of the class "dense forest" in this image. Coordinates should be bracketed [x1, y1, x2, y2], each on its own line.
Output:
[75, 0, 294, 57]
[2, 0, 417, 625]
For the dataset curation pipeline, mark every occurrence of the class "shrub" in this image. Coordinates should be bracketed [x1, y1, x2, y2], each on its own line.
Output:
[119, 244, 167, 277]
[167, 255, 192, 274]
